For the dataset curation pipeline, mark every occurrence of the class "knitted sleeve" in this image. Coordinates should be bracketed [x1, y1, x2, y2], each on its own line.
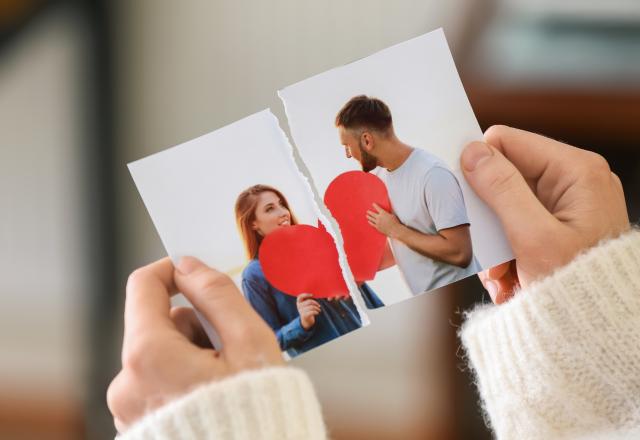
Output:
[460, 229, 640, 440]
[120, 367, 327, 440]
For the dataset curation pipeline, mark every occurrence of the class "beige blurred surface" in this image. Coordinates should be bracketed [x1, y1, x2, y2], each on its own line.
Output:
[2, 1, 639, 439]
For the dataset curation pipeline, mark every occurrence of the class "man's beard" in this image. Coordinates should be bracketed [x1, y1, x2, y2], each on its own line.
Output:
[359, 141, 378, 172]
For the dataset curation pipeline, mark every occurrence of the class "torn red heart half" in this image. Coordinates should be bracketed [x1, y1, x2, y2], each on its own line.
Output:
[259, 224, 349, 298]
[323, 171, 391, 283]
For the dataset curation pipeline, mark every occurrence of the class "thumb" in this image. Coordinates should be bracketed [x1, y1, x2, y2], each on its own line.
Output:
[174, 256, 263, 347]
[461, 141, 555, 245]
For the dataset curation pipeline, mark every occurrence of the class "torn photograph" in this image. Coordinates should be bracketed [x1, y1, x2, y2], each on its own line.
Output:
[128, 110, 373, 358]
[279, 28, 514, 306]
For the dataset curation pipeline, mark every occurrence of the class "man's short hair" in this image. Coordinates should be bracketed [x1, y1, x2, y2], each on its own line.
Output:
[335, 95, 392, 133]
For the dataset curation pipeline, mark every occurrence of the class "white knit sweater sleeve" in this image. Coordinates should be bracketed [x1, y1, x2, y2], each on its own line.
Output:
[120, 367, 327, 440]
[460, 229, 640, 440]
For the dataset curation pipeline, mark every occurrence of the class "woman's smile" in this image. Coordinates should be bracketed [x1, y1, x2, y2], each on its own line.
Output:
[253, 191, 293, 236]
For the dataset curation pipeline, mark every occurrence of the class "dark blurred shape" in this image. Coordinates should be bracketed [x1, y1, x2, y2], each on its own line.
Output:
[0, 0, 44, 26]
[0, 0, 116, 439]
[0, 0, 51, 45]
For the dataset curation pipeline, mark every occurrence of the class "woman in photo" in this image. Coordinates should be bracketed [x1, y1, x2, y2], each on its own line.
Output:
[234, 184, 382, 357]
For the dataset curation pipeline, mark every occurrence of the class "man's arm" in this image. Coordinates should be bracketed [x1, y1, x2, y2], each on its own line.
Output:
[367, 203, 473, 267]
[393, 223, 472, 268]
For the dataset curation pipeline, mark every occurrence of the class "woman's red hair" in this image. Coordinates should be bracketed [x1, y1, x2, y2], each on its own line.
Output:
[234, 184, 298, 260]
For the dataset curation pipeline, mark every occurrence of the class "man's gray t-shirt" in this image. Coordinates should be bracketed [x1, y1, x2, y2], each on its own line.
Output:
[376, 149, 481, 294]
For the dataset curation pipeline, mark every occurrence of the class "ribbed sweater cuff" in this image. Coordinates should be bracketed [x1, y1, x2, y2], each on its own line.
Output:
[121, 367, 326, 440]
[460, 229, 640, 439]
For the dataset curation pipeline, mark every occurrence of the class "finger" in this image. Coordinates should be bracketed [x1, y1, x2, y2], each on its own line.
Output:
[372, 203, 383, 213]
[480, 276, 510, 304]
[494, 288, 515, 305]
[506, 261, 520, 290]
[483, 125, 577, 182]
[123, 258, 177, 351]
[307, 304, 322, 313]
[478, 269, 488, 284]
[492, 262, 519, 304]
[611, 172, 626, 200]
[170, 306, 213, 349]
[487, 261, 512, 280]
[297, 293, 314, 303]
[302, 308, 322, 318]
[461, 141, 557, 247]
[300, 301, 322, 312]
[478, 266, 504, 299]
[302, 305, 322, 316]
[174, 256, 265, 347]
[107, 370, 142, 432]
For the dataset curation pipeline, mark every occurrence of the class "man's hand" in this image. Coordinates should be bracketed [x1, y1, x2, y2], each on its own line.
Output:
[366, 203, 401, 237]
[296, 293, 321, 330]
[106, 257, 284, 434]
[368, 204, 473, 268]
[461, 125, 630, 304]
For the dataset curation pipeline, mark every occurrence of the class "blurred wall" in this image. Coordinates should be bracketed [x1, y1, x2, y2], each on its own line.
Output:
[0, 5, 89, 439]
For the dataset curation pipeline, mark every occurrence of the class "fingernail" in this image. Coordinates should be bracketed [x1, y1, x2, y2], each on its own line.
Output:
[462, 142, 493, 172]
[485, 280, 498, 300]
[177, 256, 199, 275]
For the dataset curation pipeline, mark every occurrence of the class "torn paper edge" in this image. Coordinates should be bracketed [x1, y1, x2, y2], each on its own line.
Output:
[271, 104, 374, 325]
[128, 109, 371, 351]
[273, 32, 451, 311]
[266, 110, 371, 327]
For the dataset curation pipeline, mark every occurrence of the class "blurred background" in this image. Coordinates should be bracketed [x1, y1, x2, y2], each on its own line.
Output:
[1, 0, 638, 438]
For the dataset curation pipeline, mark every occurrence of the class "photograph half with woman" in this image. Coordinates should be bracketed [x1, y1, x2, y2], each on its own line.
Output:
[235, 184, 383, 358]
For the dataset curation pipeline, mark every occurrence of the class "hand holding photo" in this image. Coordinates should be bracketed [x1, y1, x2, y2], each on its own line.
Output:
[128, 28, 515, 358]
[128, 110, 370, 359]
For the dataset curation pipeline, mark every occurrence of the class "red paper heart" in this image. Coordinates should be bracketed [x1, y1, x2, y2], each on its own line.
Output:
[323, 171, 391, 283]
[259, 224, 349, 298]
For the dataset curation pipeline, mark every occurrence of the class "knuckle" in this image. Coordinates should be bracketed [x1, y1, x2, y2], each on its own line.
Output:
[484, 124, 508, 137]
[106, 373, 126, 418]
[484, 124, 509, 142]
[583, 151, 610, 173]
[126, 267, 152, 291]
[197, 270, 234, 294]
[122, 337, 154, 372]
[579, 151, 611, 182]
[611, 171, 622, 186]
[610, 172, 625, 193]
[121, 348, 143, 373]
[169, 306, 190, 320]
